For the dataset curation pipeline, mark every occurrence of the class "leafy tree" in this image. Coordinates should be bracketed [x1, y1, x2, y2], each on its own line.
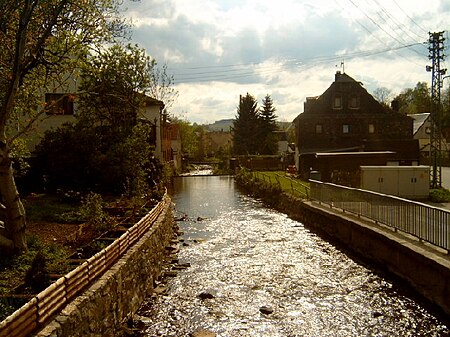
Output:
[394, 82, 431, 114]
[233, 93, 260, 155]
[77, 44, 154, 137]
[193, 124, 207, 160]
[259, 94, 278, 154]
[0, 0, 126, 254]
[33, 44, 167, 197]
[172, 117, 199, 160]
[32, 123, 99, 191]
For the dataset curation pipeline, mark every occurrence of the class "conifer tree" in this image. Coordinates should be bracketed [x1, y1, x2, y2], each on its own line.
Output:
[259, 94, 278, 154]
[232, 93, 260, 155]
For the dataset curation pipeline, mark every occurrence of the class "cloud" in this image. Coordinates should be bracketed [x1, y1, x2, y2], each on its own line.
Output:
[121, 0, 450, 124]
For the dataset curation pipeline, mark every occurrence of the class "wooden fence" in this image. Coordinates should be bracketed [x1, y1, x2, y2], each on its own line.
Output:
[0, 194, 169, 337]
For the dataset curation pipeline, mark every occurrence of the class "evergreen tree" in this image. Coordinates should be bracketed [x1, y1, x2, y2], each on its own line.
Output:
[259, 94, 278, 154]
[233, 93, 260, 155]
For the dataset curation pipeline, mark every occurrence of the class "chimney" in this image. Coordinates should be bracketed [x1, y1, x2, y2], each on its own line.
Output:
[391, 99, 399, 112]
[335, 71, 341, 81]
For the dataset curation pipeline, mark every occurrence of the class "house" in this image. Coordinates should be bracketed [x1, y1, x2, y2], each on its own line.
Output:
[139, 95, 166, 162]
[410, 113, 450, 165]
[22, 78, 168, 164]
[161, 120, 182, 171]
[293, 71, 419, 184]
[411, 113, 431, 162]
[206, 130, 233, 155]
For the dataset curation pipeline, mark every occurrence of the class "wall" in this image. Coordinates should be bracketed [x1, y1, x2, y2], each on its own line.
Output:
[277, 194, 450, 317]
[34, 199, 175, 337]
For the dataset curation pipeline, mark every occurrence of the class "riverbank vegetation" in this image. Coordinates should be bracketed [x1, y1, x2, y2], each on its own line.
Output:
[235, 168, 310, 207]
[0, 0, 175, 320]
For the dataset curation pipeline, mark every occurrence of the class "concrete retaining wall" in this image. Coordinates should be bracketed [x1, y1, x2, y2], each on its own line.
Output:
[277, 193, 450, 317]
[34, 199, 175, 337]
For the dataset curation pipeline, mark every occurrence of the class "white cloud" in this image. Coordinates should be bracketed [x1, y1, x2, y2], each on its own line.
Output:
[122, 0, 450, 124]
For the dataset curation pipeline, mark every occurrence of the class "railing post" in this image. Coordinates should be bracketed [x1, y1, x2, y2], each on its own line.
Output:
[35, 295, 39, 332]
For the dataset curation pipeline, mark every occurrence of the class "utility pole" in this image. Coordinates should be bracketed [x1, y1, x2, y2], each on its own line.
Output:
[427, 31, 446, 189]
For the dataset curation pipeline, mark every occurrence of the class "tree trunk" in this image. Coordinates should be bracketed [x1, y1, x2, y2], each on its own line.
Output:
[0, 145, 27, 254]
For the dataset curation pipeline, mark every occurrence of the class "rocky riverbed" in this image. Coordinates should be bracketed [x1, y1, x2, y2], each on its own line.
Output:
[131, 176, 449, 337]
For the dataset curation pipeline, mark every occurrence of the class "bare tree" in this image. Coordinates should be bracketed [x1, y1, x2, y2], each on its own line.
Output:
[372, 87, 393, 107]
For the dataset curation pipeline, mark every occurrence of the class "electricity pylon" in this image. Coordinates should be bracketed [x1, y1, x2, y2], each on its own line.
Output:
[427, 31, 446, 189]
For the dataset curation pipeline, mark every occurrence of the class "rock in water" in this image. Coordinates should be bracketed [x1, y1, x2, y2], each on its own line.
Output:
[198, 291, 216, 300]
[191, 329, 216, 337]
[259, 306, 274, 315]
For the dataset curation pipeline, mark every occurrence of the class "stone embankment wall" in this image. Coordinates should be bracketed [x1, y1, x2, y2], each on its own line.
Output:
[237, 175, 450, 317]
[35, 198, 175, 337]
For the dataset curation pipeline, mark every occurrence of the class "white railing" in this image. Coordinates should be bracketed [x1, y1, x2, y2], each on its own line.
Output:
[310, 180, 450, 252]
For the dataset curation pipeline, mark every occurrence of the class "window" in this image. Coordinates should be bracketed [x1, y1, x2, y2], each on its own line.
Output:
[333, 95, 342, 109]
[315, 124, 323, 134]
[45, 93, 74, 115]
[368, 123, 375, 134]
[349, 95, 359, 109]
[342, 124, 351, 134]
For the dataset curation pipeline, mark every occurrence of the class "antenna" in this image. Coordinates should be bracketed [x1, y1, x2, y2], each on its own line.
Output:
[335, 60, 345, 73]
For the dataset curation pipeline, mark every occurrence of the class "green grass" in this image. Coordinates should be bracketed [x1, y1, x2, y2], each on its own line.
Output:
[252, 171, 310, 198]
[0, 235, 71, 320]
[23, 194, 81, 223]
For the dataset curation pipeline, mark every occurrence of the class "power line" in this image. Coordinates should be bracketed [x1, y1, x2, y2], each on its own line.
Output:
[333, 0, 426, 68]
[369, 0, 425, 42]
[392, 0, 428, 34]
[346, 0, 426, 59]
[172, 43, 424, 83]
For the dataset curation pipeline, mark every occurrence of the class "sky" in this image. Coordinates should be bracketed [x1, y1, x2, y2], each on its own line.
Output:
[121, 0, 450, 124]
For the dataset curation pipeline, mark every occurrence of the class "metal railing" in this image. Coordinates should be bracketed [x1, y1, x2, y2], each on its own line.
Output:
[0, 194, 169, 337]
[310, 180, 450, 252]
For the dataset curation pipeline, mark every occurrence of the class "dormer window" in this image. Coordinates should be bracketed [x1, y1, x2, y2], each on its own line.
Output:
[349, 95, 359, 109]
[333, 95, 342, 109]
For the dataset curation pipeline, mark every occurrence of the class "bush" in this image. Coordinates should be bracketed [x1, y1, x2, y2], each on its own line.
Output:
[429, 188, 450, 203]
[80, 192, 113, 232]
[24, 251, 50, 293]
[29, 123, 164, 196]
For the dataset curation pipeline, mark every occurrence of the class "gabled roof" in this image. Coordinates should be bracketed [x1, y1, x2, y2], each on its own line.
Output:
[410, 113, 430, 135]
[299, 71, 394, 116]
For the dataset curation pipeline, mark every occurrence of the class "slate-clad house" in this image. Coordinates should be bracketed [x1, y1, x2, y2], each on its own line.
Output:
[294, 72, 419, 184]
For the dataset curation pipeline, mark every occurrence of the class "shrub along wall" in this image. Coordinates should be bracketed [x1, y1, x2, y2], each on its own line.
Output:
[34, 198, 175, 337]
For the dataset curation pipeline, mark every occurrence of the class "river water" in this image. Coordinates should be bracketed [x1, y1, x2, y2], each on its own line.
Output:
[135, 175, 449, 336]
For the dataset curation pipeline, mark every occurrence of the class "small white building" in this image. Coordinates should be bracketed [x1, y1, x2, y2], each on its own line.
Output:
[360, 165, 430, 199]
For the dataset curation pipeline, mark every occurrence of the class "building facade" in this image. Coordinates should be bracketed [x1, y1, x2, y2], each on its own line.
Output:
[294, 72, 419, 182]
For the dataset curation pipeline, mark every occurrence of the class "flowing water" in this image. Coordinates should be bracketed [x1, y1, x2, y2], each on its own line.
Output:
[135, 175, 449, 336]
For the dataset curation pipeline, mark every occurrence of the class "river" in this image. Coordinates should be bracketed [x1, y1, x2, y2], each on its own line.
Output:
[134, 175, 449, 336]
